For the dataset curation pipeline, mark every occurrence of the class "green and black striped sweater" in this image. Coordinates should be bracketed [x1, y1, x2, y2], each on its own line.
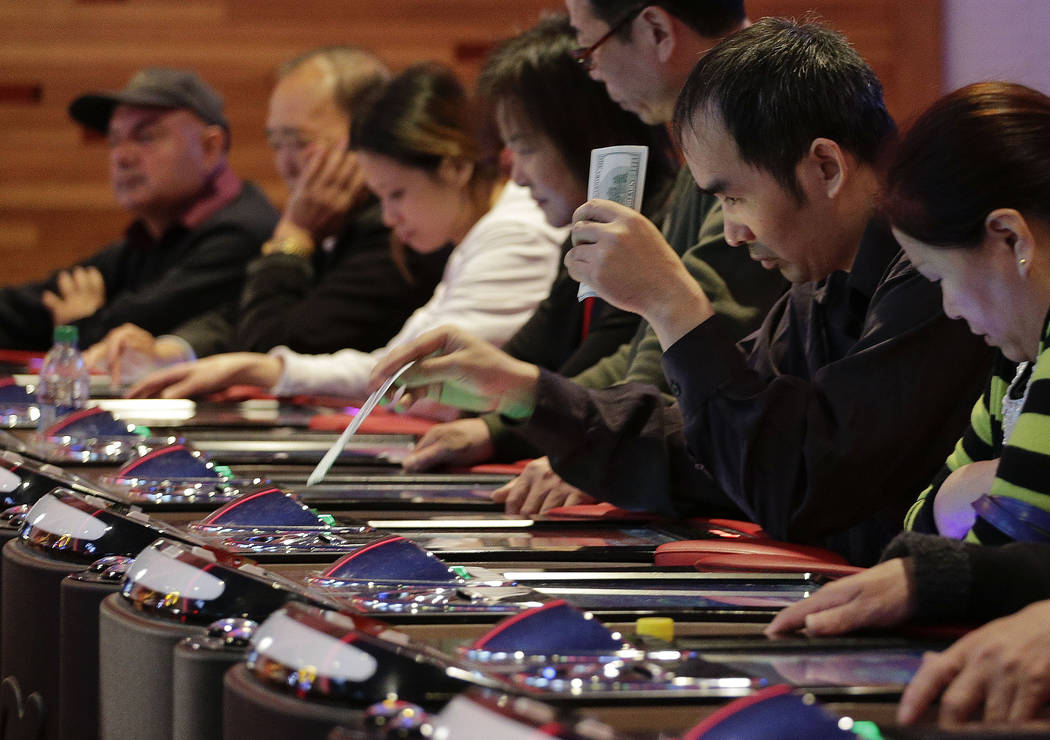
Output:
[906, 307, 1050, 543]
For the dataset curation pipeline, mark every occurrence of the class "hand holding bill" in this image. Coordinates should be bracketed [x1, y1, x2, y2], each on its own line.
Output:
[568, 200, 714, 348]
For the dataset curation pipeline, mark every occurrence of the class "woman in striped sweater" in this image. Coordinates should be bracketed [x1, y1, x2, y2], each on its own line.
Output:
[767, 82, 1050, 726]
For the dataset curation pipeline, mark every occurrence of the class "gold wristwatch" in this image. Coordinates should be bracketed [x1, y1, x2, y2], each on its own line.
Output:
[261, 234, 314, 258]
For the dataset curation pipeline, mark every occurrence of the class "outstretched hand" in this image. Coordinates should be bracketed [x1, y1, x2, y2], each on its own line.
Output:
[898, 600, 1050, 725]
[125, 352, 283, 399]
[764, 557, 916, 636]
[83, 323, 194, 386]
[370, 326, 540, 418]
[491, 457, 597, 515]
[401, 418, 495, 472]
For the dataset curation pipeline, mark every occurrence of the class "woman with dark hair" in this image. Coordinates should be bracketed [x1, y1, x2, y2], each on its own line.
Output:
[767, 82, 1050, 727]
[129, 63, 563, 399]
[396, 14, 679, 473]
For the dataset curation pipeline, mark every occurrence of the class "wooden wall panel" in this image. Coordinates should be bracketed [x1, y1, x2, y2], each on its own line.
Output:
[0, 0, 941, 285]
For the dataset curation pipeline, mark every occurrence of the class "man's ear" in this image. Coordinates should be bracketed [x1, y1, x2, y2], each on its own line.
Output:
[801, 137, 848, 200]
[985, 208, 1035, 275]
[637, 5, 677, 63]
[200, 125, 228, 167]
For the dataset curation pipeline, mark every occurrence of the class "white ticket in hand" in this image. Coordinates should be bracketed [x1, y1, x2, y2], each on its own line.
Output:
[578, 144, 649, 301]
[306, 360, 415, 486]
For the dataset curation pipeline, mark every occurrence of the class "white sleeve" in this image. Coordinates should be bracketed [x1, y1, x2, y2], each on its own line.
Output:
[270, 183, 564, 399]
[269, 344, 375, 398]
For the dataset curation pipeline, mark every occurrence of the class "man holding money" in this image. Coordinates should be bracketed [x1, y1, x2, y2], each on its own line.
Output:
[402, 0, 786, 511]
[372, 18, 992, 565]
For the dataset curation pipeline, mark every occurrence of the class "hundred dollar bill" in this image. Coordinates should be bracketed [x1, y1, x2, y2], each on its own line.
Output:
[578, 144, 649, 301]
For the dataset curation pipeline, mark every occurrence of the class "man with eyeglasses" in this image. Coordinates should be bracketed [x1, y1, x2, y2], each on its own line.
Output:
[568, 0, 741, 125]
[0, 68, 278, 353]
[420, 0, 786, 514]
[372, 18, 992, 566]
[83, 48, 450, 383]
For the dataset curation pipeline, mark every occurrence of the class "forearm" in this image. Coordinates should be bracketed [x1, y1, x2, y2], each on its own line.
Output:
[883, 532, 1050, 623]
[638, 268, 715, 351]
[269, 345, 374, 399]
[511, 370, 724, 517]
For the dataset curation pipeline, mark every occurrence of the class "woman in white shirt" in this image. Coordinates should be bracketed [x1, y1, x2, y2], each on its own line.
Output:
[130, 63, 563, 400]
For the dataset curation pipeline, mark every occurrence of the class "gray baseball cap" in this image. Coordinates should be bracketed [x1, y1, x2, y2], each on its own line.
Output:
[69, 67, 229, 133]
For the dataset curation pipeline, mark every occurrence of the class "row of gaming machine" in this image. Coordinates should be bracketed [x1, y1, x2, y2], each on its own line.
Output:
[0, 374, 1026, 740]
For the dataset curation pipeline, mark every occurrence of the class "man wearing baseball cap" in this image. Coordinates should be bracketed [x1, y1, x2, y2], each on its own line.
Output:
[0, 67, 278, 351]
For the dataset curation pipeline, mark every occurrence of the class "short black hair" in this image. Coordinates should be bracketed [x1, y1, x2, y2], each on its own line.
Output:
[589, 0, 746, 39]
[673, 16, 895, 200]
[477, 14, 675, 195]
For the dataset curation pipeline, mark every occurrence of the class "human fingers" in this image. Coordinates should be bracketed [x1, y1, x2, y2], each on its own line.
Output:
[500, 459, 552, 515]
[982, 656, 1019, 724]
[517, 478, 558, 517]
[153, 365, 224, 399]
[55, 270, 75, 298]
[69, 266, 92, 292]
[332, 146, 358, 187]
[83, 266, 105, 297]
[491, 476, 529, 514]
[572, 198, 631, 226]
[937, 652, 993, 726]
[296, 141, 329, 185]
[402, 420, 492, 472]
[541, 490, 597, 513]
[41, 290, 60, 312]
[535, 485, 575, 514]
[402, 429, 457, 472]
[317, 138, 351, 185]
[105, 324, 154, 385]
[764, 578, 860, 636]
[81, 338, 109, 370]
[895, 648, 962, 725]
[1007, 652, 1050, 722]
[126, 364, 195, 398]
[370, 327, 468, 390]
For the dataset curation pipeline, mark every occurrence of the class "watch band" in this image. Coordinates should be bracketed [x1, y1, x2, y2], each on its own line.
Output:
[261, 234, 314, 258]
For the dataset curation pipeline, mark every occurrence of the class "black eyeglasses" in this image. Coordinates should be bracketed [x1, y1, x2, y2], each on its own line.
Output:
[571, 4, 646, 70]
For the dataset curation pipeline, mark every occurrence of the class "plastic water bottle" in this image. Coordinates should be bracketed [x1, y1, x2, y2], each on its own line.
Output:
[36, 325, 90, 431]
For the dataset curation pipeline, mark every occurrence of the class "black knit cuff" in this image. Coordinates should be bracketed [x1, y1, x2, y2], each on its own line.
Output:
[881, 531, 972, 621]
